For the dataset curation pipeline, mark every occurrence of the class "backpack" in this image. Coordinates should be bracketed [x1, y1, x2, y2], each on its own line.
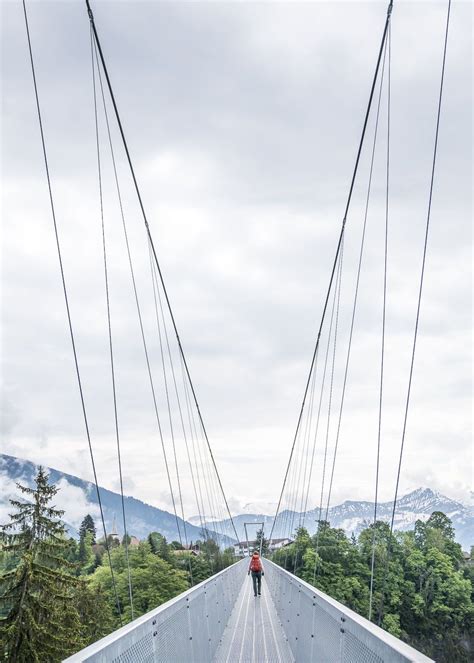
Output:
[250, 556, 262, 572]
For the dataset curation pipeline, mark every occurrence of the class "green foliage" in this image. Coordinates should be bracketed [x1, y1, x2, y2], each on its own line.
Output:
[148, 532, 171, 561]
[79, 515, 96, 544]
[74, 581, 114, 646]
[0, 467, 84, 662]
[88, 542, 189, 623]
[272, 514, 474, 663]
[0, 474, 237, 661]
[255, 528, 270, 556]
[78, 532, 95, 573]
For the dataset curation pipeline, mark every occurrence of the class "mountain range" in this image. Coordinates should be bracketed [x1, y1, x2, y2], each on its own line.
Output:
[205, 488, 473, 550]
[1, 453, 472, 550]
[0, 454, 233, 547]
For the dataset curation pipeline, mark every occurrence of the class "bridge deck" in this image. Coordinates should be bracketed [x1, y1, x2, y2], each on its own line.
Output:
[213, 573, 294, 663]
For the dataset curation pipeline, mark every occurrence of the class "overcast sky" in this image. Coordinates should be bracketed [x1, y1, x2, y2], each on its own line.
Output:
[1, 1, 472, 522]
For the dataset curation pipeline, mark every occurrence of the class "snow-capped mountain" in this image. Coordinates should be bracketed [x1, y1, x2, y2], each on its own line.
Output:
[2, 453, 471, 550]
[188, 502, 278, 526]
[240, 502, 279, 516]
[200, 488, 473, 550]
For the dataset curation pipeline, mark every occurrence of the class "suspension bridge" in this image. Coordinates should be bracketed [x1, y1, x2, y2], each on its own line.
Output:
[17, 0, 453, 660]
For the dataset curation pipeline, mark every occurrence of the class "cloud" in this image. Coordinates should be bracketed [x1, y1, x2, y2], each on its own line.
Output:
[1, 0, 471, 520]
[54, 478, 101, 529]
[0, 468, 100, 532]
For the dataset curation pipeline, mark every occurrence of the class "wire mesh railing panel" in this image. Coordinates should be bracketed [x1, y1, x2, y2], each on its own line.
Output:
[111, 633, 155, 663]
[343, 631, 384, 663]
[264, 559, 433, 663]
[154, 603, 192, 662]
[311, 602, 342, 662]
[65, 557, 433, 663]
[64, 559, 247, 663]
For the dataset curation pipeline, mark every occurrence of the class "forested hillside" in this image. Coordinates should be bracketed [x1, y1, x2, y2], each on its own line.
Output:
[273, 517, 474, 662]
[1, 468, 472, 662]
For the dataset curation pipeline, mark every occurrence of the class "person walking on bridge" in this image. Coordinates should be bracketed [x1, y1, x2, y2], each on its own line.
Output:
[248, 551, 264, 597]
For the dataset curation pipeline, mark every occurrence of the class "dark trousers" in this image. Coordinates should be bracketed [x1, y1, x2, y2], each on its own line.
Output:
[251, 571, 262, 595]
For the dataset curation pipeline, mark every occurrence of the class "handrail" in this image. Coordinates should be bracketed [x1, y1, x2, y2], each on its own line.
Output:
[63, 559, 247, 662]
[65, 557, 433, 662]
[265, 558, 433, 662]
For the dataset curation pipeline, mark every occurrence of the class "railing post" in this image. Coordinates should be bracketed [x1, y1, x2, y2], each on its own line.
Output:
[151, 616, 158, 658]
[186, 596, 195, 660]
[204, 587, 211, 660]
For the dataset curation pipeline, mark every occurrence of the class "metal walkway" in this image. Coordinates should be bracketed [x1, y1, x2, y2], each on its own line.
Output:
[65, 558, 433, 662]
[213, 573, 294, 663]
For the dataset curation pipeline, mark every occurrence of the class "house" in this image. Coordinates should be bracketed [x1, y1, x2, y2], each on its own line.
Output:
[186, 543, 201, 554]
[233, 537, 293, 556]
[268, 538, 293, 552]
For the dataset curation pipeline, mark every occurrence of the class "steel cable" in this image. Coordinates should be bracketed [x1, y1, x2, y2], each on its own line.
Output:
[85, 0, 240, 546]
[90, 27, 134, 619]
[148, 244, 209, 550]
[269, 0, 394, 542]
[323, 26, 390, 526]
[21, 0, 122, 623]
[377, 0, 452, 627]
[148, 244, 194, 584]
[89, 35, 185, 552]
[313, 249, 344, 584]
[369, 23, 391, 623]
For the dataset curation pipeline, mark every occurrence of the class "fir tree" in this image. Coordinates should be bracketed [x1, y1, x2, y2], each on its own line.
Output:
[0, 467, 84, 662]
[78, 515, 96, 545]
[255, 528, 270, 556]
[74, 581, 114, 646]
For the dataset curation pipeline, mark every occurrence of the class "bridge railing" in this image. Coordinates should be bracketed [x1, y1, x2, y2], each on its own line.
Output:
[64, 558, 246, 663]
[65, 556, 433, 663]
[264, 558, 432, 663]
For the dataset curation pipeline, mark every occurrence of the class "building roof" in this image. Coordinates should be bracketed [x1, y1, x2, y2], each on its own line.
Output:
[234, 537, 292, 546]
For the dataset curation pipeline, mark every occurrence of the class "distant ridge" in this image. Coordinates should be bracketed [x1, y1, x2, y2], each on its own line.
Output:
[0, 454, 234, 546]
[1, 454, 471, 550]
[194, 487, 473, 550]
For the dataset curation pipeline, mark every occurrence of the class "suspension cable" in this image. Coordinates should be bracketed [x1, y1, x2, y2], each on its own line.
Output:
[297, 357, 318, 523]
[85, 0, 240, 546]
[21, 0, 122, 623]
[368, 22, 391, 623]
[301, 348, 319, 527]
[377, 0, 452, 626]
[284, 247, 340, 571]
[311, 250, 344, 583]
[148, 242, 208, 549]
[90, 36, 184, 551]
[90, 27, 134, 619]
[312, 245, 344, 578]
[269, 0, 394, 541]
[323, 27, 390, 525]
[147, 243, 194, 584]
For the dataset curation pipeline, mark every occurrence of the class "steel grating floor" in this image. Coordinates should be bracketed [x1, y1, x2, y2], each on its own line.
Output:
[213, 574, 295, 663]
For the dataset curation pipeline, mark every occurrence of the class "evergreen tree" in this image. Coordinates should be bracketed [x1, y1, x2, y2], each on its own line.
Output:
[78, 515, 96, 544]
[255, 528, 270, 556]
[147, 532, 171, 561]
[74, 580, 114, 646]
[273, 513, 473, 663]
[77, 532, 95, 574]
[0, 467, 84, 662]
